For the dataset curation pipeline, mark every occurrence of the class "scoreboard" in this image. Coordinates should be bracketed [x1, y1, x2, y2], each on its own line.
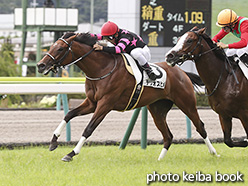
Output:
[140, 0, 212, 47]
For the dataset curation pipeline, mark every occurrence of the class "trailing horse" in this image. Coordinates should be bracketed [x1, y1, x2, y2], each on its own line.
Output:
[166, 27, 248, 148]
[37, 32, 217, 162]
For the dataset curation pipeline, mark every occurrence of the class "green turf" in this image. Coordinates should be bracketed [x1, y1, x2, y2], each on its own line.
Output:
[0, 144, 247, 186]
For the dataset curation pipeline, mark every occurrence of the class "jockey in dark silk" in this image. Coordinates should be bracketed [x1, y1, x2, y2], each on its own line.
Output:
[92, 21, 158, 80]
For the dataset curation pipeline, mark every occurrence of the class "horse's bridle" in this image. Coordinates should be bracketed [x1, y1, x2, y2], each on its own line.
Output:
[45, 38, 74, 73]
[180, 31, 239, 96]
[178, 31, 219, 63]
[178, 31, 203, 63]
[45, 37, 117, 81]
[45, 38, 94, 73]
[179, 31, 224, 96]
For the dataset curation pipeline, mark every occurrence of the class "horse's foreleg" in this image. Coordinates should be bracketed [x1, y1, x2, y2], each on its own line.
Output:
[49, 120, 66, 151]
[220, 115, 248, 147]
[219, 115, 235, 147]
[49, 98, 96, 151]
[147, 99, 173, 161]
[62, 101, 112, 162]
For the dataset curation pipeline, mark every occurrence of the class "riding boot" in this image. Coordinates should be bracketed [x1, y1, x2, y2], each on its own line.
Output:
[240, 53, 248, 67]
[142, 63, 157, 80]
[227, 55, 240, 64]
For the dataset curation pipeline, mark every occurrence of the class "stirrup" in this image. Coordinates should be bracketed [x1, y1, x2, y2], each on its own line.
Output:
[147, 71, 157, 80]
[142, 64, 157, 80]
[144, 68, 157, 80]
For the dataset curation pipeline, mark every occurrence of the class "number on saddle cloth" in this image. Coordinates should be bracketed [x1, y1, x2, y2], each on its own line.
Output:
[121, 53, 167, 90]
[240, 53, 248, 66]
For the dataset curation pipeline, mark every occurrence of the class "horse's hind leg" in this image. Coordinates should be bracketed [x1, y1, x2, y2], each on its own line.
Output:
[147, 99, 174, 160]
[49, 98, 96, 151]
[174, 96, 218, 156]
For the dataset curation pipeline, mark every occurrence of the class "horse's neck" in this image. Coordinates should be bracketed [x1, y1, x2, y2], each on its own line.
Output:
[73, 43, 113, 77]
[195, 52, 226, 90]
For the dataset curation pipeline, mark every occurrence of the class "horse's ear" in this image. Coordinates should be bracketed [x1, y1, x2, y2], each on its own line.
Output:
[198, 27, 206, 35]
[191, 26, 198, 31]
[67, 34, 78, 42]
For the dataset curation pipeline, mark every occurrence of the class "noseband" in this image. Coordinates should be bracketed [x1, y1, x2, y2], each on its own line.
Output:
[45, 38, 94, 73]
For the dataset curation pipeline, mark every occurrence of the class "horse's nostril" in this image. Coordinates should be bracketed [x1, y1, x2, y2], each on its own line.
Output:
[167, 53, 174, 59]
[37, 63, 46, 72]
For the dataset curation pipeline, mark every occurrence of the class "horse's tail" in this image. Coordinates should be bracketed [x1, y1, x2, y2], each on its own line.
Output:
[185, 72, 205, 94]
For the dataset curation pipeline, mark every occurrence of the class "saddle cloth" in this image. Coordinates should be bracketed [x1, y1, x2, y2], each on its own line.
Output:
[122, 53, 167, 89]
[121, 53, 167, 111]
[238, 61, 248, 79]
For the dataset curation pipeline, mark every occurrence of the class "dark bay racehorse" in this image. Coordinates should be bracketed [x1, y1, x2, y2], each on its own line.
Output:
[37, 32, 218, 162]
[165, 27, 248, 148]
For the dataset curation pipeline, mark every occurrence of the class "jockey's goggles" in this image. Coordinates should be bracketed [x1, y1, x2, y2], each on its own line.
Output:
[222, 25, 231, 31]
[103, 35, 115, 40]
[222, 24, 235, 31]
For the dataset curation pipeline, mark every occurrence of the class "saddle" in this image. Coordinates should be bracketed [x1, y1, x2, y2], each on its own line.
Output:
[120, 53, 167, 111]
[228, 55, 248, 80]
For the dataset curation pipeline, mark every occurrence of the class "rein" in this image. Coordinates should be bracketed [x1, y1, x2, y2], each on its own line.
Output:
[179, 31, 219, 62]
[64, 48, 95, 68]
[205, 62, 224, 96]
[183, 31, 239, 96]
[46, 37, 117, 81]
[186, 34, 222, 96]
[45, 38, 74, 73]
[85, 54, 118, 81]
[45, 37, 94, 73]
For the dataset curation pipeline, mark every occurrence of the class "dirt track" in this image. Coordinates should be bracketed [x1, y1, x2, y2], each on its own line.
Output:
[0, 108, 246, 144]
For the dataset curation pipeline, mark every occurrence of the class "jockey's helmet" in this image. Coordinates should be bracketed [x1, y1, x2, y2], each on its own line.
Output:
[101, 21, 119, 36]
[216, 9, 238, 27]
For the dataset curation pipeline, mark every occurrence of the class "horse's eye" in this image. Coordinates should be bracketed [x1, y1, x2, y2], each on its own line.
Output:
[187, 39, 193, 43]
[58, 47, 64, 51]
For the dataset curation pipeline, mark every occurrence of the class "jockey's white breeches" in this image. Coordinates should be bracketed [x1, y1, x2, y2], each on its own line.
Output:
[130, 45, 151, 66]
[226, 44, 248, 58]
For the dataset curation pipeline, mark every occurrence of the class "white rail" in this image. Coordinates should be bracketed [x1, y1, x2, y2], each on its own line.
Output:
[0, 84, 85, 94]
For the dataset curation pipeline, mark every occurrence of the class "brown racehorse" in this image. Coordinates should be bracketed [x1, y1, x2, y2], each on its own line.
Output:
[165, 27, 248, 148]
[37, 32, 218, 162]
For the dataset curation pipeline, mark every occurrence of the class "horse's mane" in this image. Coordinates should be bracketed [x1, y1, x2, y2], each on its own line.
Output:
[191, 27, 226, 61]
[62, 32, 97, 47]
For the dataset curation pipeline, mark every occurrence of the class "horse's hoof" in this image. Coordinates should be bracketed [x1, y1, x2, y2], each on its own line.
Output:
[158, 148, 168, 161]
[49, 142, 58, 151]
[61, 155, 73, 162]
[208, 149, 220, 157]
